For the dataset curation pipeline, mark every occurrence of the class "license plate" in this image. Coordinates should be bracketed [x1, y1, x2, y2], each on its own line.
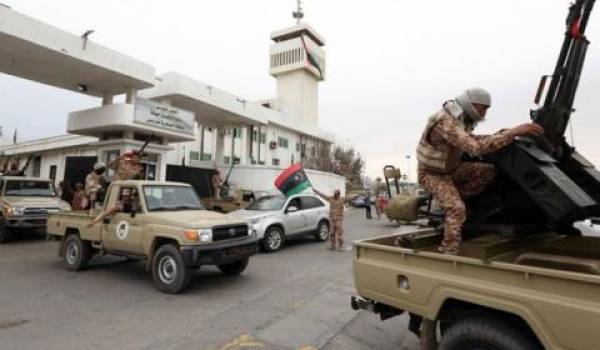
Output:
[229, 246, 252, 256]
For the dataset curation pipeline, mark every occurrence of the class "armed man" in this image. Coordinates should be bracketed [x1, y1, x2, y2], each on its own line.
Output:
[109, 151, 143, 181]
[417, 88, 544, 255]
[85, 162, 107, 210]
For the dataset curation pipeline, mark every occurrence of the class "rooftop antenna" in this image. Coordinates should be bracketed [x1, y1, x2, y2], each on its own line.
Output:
[292, 0, 304, 25]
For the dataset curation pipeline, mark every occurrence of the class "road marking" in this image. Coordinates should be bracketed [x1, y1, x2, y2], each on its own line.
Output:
[218, 334, 265, 350]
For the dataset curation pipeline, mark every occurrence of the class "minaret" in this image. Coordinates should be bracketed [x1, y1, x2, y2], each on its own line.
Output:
[269, 0, 326, 129]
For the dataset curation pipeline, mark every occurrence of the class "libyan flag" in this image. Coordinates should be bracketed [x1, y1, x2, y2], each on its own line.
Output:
[275, 163, 312, 197]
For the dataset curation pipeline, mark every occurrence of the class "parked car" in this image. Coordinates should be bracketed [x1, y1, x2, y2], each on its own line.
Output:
[349, 194, 370, 208]
[0, 176, 70, 243]
[228, 194, 330, 252]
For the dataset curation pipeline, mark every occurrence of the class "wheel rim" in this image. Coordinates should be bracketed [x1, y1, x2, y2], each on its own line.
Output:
[267, 230, 282, 250]
[158, 256, 177, 285]
[66, 241, 79, 265]
[319, 224, 329, 240]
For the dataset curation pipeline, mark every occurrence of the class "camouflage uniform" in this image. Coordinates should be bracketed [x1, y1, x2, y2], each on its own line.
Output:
[110, 153, 142, 181]
[212, 174, 222, 200]
[417, 104, 516, 253]
[85, 172, 103, 202]
[328, 197, 345, 249]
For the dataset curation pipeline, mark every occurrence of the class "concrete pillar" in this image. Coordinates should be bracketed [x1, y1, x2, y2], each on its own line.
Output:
[240, 126, 250, 165]
[102, 93, 114, 106]
[214, 127, 225, 166]
[125, 88, 138, 104]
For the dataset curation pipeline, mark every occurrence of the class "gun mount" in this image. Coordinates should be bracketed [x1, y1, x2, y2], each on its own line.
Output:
[468, 0, 600, 235]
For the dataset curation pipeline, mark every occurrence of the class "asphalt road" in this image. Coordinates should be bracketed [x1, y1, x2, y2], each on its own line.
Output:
[0, 209, 419, 350]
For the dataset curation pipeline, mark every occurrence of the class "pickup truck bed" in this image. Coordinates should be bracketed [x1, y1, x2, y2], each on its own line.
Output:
[353, 229, 600, 350]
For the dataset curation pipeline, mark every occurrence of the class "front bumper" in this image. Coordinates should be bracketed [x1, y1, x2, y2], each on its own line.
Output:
[3, 215, 48, 228]
[180, 237, 258, 266]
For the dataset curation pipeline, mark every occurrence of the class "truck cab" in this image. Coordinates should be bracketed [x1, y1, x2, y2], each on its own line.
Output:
[0, 176, 70, 243]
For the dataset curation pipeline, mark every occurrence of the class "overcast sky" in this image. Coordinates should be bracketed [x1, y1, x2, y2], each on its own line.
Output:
[1, 0, 599, 180]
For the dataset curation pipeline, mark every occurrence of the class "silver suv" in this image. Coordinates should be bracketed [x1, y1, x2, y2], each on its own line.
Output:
[228, 194, 330, 252]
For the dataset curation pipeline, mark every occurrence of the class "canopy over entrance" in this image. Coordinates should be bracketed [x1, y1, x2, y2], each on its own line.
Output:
[0, 5, 155, 97]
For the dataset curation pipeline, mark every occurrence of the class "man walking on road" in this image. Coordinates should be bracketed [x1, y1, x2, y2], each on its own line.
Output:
[417, 88, 544, 255]
[314, 188, 346, 251]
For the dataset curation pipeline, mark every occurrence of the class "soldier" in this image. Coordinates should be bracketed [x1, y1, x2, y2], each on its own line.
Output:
[109, 151, 143, 181]
[5, 162, 23, 176]
[373, 177, 383, 219]
[417, 88, 544, 255]
[314, 188, 346, 251]
[212, 170, 223, 200]
[85, 162, 106, 210]
[86, 188, 140, 227]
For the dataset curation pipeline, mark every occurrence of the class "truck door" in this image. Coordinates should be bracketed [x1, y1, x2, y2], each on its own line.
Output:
[102, 186, 144, 255]
[284, 197, 307, 235]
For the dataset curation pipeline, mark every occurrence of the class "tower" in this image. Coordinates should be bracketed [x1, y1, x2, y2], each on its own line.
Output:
[269, 1, 326, 129]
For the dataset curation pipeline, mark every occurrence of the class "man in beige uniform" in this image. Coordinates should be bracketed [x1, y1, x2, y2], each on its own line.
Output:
[212, 170, 223, 199]
[314, 189, 346, 251]
[85, 162, 106, 210]
[417, 88, 544, 254]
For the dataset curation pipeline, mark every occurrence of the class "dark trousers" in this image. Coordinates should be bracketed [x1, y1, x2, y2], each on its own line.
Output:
[365, 204, 372, 219]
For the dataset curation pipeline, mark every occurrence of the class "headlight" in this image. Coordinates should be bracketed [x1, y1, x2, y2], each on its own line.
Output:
[2, 205, 24, 216]
[184, 229, 212, 242]
[199, 229, 213, 242]
[60, 203, 72, 212]
[248, 217, 265, 226]
[13, 206, 25, 215]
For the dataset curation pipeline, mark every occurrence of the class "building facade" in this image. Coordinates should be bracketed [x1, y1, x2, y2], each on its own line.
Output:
[0, 6, 344, 195]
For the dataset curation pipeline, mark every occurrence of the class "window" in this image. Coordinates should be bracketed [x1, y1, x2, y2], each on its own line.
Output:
[287, 197, 302, 211]
[233, 128, 242, 139]
[224, 156, 231, 164]
[277, 137, 289, 149]
[301, 196, 325, 209]
[189, 151, 200, 161]
[201, 153, 212, 161]
[272, 158, 280, 166]
[260, 133, 267, 144]
[296, 142, 301, 152]
[49, 165, 57, 182]
[311, 146, 316, 157]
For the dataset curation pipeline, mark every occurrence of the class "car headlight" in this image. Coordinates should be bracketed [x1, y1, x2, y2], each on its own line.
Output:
[60, 203, 72, 212]
[2, 205, 24, 216]
[199, 229, 213, 242]
[14, 206, 26, 215]
[248, 217, 265, 226]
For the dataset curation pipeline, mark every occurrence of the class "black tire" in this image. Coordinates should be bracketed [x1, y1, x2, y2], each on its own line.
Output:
[218, 257, 249, 276]
[0, 220, 12, 243]
[262, 226, 285, 253]
[151, 244, 191, 294]
[314, 220, 330, 242]
[439, 316, 541, 350]
[63, 234, 92, 271]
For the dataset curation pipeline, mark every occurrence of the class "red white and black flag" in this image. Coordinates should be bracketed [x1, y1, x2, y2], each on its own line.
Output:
[301, 36, 323, 78]
[275, 163, 312, 197]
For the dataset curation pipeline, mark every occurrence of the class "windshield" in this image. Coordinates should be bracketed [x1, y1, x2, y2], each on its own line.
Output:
[143, 185, 205, 211]
[246, 195, 286, 211]
[4, 180, 56, 197]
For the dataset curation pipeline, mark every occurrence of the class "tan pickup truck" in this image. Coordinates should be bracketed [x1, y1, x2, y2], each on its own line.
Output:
[0, 176, 70, 243]
[351, 229, 600, 350]
[47, 180, 258, 294]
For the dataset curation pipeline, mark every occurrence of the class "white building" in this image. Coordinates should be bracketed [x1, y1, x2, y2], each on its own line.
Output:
[0, 5, 344, 196]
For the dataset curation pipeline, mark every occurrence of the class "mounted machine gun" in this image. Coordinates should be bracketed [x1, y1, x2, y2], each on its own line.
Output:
[470, 0, 600, 235]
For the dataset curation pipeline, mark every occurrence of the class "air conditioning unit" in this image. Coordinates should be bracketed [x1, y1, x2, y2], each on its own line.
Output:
[269, 141, 278, 149]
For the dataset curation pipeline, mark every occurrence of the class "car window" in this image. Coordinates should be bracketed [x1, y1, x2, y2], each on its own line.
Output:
[301, 196, 324, 209]
[287, 197, 302, 211]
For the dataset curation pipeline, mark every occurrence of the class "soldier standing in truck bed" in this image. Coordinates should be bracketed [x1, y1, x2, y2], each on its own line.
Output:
[417, 88, 544, 255]
[110, 151, 143, 181]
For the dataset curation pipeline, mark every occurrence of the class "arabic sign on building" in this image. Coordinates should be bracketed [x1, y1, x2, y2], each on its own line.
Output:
[134, 98, 194, 135]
